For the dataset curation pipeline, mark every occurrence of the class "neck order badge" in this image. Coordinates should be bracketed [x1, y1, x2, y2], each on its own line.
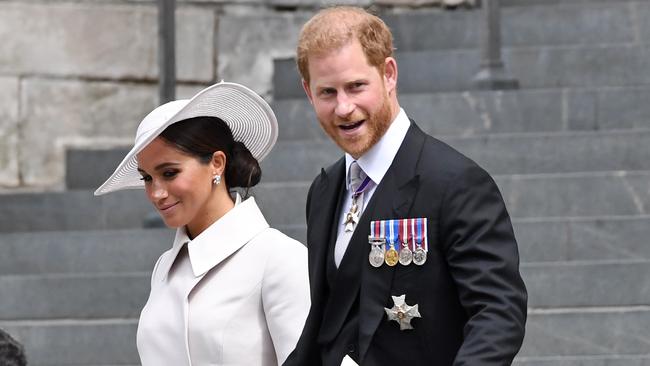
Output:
[343, 163, 372, 233]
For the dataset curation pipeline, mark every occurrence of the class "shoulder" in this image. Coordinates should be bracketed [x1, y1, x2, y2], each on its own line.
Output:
[248, 228, 307, 260]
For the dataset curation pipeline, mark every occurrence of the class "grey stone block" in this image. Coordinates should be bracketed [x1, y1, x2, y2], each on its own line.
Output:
[0, 189, 154, 232]
[0, 273, 150, 319]
[520, 308, 650, 357]
[65, 148, 130, 190]
[0, 320, 139, 365]
[0, 3, 213, 82]
[0, 77, 19, 187]
[0, 229, 172, 274]
[384, 2, 636, 51]
[515, 216, 650, 263]
[19, 78, 157, 187]
[522, 260, 650, 308]
[498, 171, 650, 218]
[217, 11, 309, 97]
[261, 129, 650, 182]
[514, 355, 650, 366]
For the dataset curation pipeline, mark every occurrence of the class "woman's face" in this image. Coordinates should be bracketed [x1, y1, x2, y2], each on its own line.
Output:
[136, 137, 219, 234]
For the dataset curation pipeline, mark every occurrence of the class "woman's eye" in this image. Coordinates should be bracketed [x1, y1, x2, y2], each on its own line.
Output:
[140, 175, 152, 182]
[163, 170, 178, 178]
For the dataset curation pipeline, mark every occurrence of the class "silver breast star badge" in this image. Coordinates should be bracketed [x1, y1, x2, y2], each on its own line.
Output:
[384, 294, 421, 330]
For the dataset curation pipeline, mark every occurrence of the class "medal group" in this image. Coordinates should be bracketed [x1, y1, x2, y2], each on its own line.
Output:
[368, 218, 428, 268]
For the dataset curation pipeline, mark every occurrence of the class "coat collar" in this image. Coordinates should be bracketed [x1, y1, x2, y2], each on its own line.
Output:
[158, 195, 269, 281]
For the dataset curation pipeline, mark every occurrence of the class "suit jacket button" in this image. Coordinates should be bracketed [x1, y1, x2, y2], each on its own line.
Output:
[347, 344, 356, 354]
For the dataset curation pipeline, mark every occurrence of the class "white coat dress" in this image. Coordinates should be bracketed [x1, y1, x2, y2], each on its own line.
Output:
[136, 196, 310, 366]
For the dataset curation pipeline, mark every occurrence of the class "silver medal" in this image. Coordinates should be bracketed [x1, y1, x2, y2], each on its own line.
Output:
[398, 243, 413, 266]
[369, 245, 386, 267]
[413, 246, 427, 266]
[368, 236, 386, 268]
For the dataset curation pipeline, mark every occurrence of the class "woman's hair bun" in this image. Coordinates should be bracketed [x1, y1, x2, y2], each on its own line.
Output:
[226, 140, 261, 188]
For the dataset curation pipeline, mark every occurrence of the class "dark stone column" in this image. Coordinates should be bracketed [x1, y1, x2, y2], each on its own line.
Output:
[473, 0, 519, 90]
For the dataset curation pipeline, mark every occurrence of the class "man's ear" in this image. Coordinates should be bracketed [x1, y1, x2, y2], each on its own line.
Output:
[383, 57, 398, 94]
[302, 79, 314, 105]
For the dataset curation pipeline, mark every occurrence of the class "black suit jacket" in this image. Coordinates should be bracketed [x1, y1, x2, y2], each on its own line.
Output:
[285, 122, 527, 366]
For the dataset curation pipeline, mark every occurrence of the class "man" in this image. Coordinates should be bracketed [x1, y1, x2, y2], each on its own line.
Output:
[284, 6, 527, 366]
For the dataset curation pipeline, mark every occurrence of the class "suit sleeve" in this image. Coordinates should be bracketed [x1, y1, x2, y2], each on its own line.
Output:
[439, 164, 527, 365]
[262, 234, 311, 365]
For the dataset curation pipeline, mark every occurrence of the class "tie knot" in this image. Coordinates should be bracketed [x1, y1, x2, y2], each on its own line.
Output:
[349, 161, 365, 192]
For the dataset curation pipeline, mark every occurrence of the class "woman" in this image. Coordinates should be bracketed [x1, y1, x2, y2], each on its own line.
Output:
[95, 82, 309, 365]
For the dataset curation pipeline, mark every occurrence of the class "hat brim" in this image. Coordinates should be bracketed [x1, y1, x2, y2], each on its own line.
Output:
[94, 82, 278, 196]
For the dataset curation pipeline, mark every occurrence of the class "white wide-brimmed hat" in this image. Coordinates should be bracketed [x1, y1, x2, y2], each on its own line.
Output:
[94, 81, 278, 196]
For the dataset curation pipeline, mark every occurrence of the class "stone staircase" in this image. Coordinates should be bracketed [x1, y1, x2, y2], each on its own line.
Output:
[1, 1, 650, 364]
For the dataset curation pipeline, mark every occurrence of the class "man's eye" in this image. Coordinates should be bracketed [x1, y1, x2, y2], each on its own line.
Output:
[320, 89, 336, 96]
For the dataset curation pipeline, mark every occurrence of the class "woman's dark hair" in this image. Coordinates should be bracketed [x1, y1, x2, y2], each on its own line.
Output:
[0, 328, 27, 366]
[159, 116, 261, 190]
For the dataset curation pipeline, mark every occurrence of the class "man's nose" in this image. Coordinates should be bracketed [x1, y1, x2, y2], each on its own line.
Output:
[335, 93, 355, 117]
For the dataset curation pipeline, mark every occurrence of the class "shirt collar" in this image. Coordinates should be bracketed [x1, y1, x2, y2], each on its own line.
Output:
[345, 108, 411, 189]
[162, 193, 269, 279]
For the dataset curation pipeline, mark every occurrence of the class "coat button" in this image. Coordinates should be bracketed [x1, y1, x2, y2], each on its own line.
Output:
[347, 344, 356, 354]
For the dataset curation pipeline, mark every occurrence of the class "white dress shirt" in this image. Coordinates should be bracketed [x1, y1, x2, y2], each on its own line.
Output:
[137, 196, 310, 366]
[334, 108, 411, 266]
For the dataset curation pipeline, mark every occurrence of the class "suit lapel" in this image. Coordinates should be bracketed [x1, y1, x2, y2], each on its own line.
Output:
[358, 123, 427, 362]
[307, 160, 346, 311]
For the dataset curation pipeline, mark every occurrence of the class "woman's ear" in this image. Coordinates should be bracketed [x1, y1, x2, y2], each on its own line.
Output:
[210, 151, 227, 176]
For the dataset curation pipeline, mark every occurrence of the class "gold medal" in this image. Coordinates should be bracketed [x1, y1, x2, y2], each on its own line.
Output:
[385, 245, 399, 266]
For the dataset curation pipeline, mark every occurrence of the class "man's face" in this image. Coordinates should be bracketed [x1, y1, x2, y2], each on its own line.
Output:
[303, 40, 397, 159]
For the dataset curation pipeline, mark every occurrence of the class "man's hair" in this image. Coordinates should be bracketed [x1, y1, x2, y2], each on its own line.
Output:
[0, 329, 27, 366]
[297, 6, 394, 85]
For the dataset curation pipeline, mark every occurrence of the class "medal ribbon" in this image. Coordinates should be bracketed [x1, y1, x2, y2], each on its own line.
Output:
[352, 176, 372, 200]
[422, 217, 428, 251]
[384, 219, 395, 251]
[416, 218, 428, 252]
[410, 218, 416, 252]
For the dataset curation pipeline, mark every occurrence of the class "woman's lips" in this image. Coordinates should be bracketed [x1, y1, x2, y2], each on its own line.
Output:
[158, 202, 179, 213]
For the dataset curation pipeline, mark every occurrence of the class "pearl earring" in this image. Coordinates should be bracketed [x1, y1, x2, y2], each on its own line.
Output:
[213, 174, 221, 185]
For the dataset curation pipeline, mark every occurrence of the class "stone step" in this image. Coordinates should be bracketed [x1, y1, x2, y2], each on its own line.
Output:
[384, 1, 645, 52]
[274, 43, 650, 97]
[65, 148, 129, 190]
[514, 355, 650, 366]
[0, 189, 153, 233]
[519, 307, 650, 358]
[521, 260, 650, 308]
[2, 307, 648, 365]
[260, 129, 650, 182]
[273, 85, 650, 140]
[0, 273, 149, 320]
[0, 229, 172, 275]
[251, 171, 650, 225]
[0, 258, 645, 320]
[515, 215, 650, 263]
[0, 319, 139, 366]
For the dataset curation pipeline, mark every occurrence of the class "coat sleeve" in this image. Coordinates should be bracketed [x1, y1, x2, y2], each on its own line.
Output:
[439, 164, 528, 365]
[261, 232, 311, 365]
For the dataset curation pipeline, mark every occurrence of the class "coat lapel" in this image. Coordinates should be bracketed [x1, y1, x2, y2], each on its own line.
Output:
[306, 160, 346, 311]
[358, 123, 427, 362]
